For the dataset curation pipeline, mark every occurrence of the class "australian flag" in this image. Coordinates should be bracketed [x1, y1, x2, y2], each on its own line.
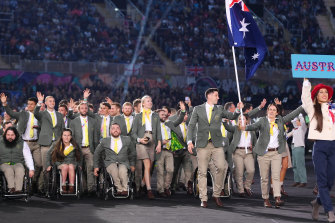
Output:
[226, 0, 267, 80]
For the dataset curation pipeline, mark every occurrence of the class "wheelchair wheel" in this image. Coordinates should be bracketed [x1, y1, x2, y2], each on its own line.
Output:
[47, 167, 58, 200]
[223, 170, 233, 199]
[96, 170, 104, 199]
[192, 168, 213, 199]
[76, 167, 83, 200]
[193, 168, 199, 198]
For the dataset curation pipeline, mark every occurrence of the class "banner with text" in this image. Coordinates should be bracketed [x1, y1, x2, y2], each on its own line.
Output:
[291, 54, 335, 78]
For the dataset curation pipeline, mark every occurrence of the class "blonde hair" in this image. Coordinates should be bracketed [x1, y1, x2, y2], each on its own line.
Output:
[141, 95, 151, 108]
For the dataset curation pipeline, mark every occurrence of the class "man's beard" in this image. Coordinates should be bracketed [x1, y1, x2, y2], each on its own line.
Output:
[3, 137, 18, 148]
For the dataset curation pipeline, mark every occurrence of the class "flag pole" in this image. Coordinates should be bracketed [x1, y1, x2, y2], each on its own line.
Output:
[231, 46, 248, 154]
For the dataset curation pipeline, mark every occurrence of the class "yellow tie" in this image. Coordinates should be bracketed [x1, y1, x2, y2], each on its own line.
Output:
[126, 117, 131, 133]
[182, 122, 187, 141]
[114, 138, 118, 154]
[208, 106, 213, 140]
[51, 112, 56, 139]
[270, 121, 278, 136]
[162, 123, 170, 149]
[221, 123, 226, 137]
[244, 131, 248, 139]
[103, 117, 107, 138]
[30, 113, 35, 138]
[142, 109, 151, 126]
[84, 118, 89, 146]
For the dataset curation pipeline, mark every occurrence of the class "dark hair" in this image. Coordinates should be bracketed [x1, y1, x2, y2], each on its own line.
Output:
[267, 103, 279, 113]
[101, 102, 111, 109]
[111, 102, 121, 111]
[51, 129, 81, 164]
[133, 99, 141, 108]
[224, 102, 234, 110]
[239, 114, 250, 121]
[205, 88, 219, 99]
[59, 104, 68, 112]
[3, 126, 19, 140]
[162, 106, 171, 114]
[59, 99, 69, 106]
[313, 94, 323, 132]
[242, 103, 252, 113]
[88, 103, 94, 110]
[3, 121, 12, 129]
[28, 97, 38, 104]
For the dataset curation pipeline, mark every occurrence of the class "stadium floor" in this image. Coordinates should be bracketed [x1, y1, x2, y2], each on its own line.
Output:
[0, 156, 330, 223]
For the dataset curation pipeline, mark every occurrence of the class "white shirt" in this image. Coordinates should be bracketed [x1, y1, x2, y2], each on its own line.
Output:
[179, 122, 187, 141]
[144, 111, 153, 131]
[267, 118, 279, 150]
[22, 112, 38, 140]
[161, 122, 171, 148]
[290, 115, 307, 147]
[100, 115, 111, 137]
[237, 131, 252, 148]
[124, 115, 134, 131]
[23, 142, 34, 170]
[80, 116, 89, 146]
[110, 136, 122, 153]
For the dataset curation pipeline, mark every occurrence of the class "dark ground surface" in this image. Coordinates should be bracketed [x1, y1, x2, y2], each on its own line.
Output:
[0, 155, 331, 223]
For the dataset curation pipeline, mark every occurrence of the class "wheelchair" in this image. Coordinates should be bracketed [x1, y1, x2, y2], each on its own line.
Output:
[0, 167, 33, 202]
[45, 164, 83, 200]
[193, 167, 233, 199]
[96, 165, 135, 200]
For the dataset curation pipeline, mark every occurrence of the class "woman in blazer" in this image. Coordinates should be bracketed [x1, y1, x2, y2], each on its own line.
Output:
[242, 103, 303, 208]
[224, 114, 256, 197]
[46, 129, 82, 194]
[302, 78, 335, 222]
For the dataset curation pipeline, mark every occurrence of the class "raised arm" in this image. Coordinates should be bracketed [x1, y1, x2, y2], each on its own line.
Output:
[245, 118, 262, 131]
[283, 106, 304, 123]
[187, 106, 198, 144]
[301, 79, 314, 117]
[223, 121, 235, 133]
[170, 102, 186, 127]
[1, 93, 20, 119]
[34, 92, 45, 120]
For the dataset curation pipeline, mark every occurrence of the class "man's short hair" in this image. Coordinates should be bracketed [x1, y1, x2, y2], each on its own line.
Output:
[243, 103, 253, 113]
[224, 102, 234, 110]
[133, 98, 141, 108]
[3, 121, 12, 129]
[78, 102, 88, 109]
[28, 97, 38, 104]
[59, 99, 69, 105]
[88, 103, 94, 110]
[59, 104, 68, 112]
[162, 106, 171, 114]
[45, 96, 54, 101]
[123, 102, 133, 108]
[100, 102, 111, 109]
[205, 88, 219, 98]
[111, 102, 121, 111]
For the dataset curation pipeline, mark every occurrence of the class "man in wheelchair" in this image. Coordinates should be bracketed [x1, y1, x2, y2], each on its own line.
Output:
[0, 127, 34, 194]
[46, 129, 82, 194]
[94, 123, 136, 196]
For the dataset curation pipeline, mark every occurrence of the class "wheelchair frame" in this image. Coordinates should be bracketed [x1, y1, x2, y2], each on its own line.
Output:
[96, 165, 135, 200]
[0, 167, 32, 203]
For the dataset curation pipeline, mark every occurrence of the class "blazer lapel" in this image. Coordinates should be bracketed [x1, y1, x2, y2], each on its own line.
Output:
[199, 103, 208, 123]
[45, 111, 53, 126]
[210, 105, 217, 123]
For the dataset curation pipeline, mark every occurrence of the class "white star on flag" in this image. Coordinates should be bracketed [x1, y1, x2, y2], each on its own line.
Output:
[239, 18, 250, 38]
[252, 52, 260, 60]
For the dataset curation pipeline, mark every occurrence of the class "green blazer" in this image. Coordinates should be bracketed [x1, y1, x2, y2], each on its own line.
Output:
[187, 103, 240, 148]
[93, 136, 136, 169]
[246, 106, 304, 156]
[69, 116, 98, 153]
[113, 114, 134, 136]
[131, 111, 162, 146]
[34, 106, 65, 146]
[4, 105, 36, 136]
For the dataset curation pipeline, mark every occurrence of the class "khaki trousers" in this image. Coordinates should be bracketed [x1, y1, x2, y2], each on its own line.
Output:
[156, 150, 174, 193]
[41, 145, 51, 170]
[233, 149, 255, 193]
[197, 143, 227, 201]
[1, 163, 25, 191]
[257, 151, 282, 199]
[82, 147, 94, 192]
[26, 141, 43, 190]
[190, 154, 198, 180]
[106, 163, 128, 192]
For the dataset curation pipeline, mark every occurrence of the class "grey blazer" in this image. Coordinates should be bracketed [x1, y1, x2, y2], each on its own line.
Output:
[131, 111, 162, 146]
[246, 106, 304, 156]
[34, 106, 64, 146]
[156, 111, 185, 160]
[113, 114, 134, 136]
[187, 103, 240, 148]
[4, 105, 34, 136]
[69, 116, 98, 153]
[93, 135, 136, 169]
